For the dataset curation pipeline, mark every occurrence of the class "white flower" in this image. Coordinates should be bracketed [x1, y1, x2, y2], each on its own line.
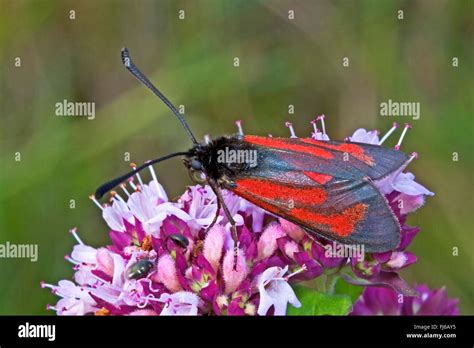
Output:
[348, 128, 434, 200]
[55, 297, 96, 315]
[179, 185, 223, 230]
[239, 199, 266, 233]
[256, 266, 301, 316]
[391, 172, 434, 196]
[348, 128, 380, 144]
[102, 199, 134, 232]
[312, 132, 330, 141]
[43, 280, 96, 315]
[71, 244, 97, 264]
[158, 291, 201, 315]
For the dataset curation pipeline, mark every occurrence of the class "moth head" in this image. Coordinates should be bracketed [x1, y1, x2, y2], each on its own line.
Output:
[183, 156, 207, 184]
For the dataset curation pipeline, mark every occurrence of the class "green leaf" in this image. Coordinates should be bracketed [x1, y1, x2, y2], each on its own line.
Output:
[334, 277, 364, 304]
[287, 284, 353, 316]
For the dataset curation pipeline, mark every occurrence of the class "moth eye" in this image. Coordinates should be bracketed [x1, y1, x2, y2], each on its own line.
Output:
[190, 159, 203, 171]
[189, 169, 206, 184]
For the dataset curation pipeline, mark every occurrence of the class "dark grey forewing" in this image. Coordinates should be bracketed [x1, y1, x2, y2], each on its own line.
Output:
[238, 137, 410, 183]
[330, 140, 410, 181]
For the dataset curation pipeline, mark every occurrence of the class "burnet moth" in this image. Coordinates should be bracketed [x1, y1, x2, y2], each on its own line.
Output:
[95, 48, 415, 258]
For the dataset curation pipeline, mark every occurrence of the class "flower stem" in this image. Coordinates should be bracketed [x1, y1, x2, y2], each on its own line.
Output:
[325, 273, 339, 295]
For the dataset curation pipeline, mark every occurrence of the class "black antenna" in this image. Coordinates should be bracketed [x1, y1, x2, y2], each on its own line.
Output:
[95, 151, 190, 199]
[121, 47, 198, 145]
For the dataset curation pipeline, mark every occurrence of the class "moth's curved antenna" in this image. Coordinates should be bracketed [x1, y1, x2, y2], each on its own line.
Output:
[121, 48, 198, 145]
[95, 151, 190, 199]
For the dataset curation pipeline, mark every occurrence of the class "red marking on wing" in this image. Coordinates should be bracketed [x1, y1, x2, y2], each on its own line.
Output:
[300, 138, 374, 166]
[292, 203, 368, 237]
[233, 178, 327, 205]
[244, 135, 333, 159]
[232, 177, 368, 238]
[303, 171, 332, 185]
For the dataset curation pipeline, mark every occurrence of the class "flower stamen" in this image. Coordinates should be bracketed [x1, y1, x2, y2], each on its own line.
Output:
[130, 163, 144, 186]
[69, 227, 84, 245]
[146, 161, 161, 193]
[64, 254, 80, 265]
[46, 304, 57, 311]
[90, 274, 123, 292]
[139, 278, 162, 293]
[137, 294, 163, 308]
[317, 114, 326, 136]
[284, 264, 307, 281]
[379, 122, 399, 145]
[110, 191, 125, 205]
[285, 121, 297, 138]
[120, 183, 131, 197]
[407, 152, 418, 165]
[40, 281, 55, 291]
[128, 177, 137, 191]
[310, 119, 319, 134]
[395, 123, 411, 150]
[235, 120, 244, 136]
[89, 195, 104, 210]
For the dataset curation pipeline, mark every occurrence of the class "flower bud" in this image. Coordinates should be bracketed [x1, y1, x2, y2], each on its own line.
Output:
[278, 218, 305, 242]
[284, 241, 299, 260]
[257, 223, 285, 260]
[203, 225, 225, 272]
[223, 249, 248, 294]
[386, 251, 417, 270]
[157, 253, 182, 292]
[96, 248, 114, 277]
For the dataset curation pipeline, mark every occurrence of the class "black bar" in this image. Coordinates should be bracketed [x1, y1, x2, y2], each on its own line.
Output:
[0, 316, 472, 346]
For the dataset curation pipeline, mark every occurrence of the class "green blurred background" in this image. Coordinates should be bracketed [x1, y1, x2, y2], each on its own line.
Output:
[0, 0, 472, 314]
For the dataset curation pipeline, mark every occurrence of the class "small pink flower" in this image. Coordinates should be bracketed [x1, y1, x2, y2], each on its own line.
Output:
[96, 248, 114, 277]
[257, 223, 285, 260]
[256, 266, 301, 316]
[157, 254, 182, 292]
[130, 309, 159, 316]
[42, 280, 96, 315]
[159, 291, 200, 315]
[223, 248, 248, 294]
[396, 193, 426, 215]
[71, 244, 97, 265]
[178, 185, 224, 231]
[102, 199, 134, 232]
[348, 128, 380, 144]
[351, 284, 459, 316]
[386, 251, 417, 270]
[283, 240, 299, 260]
[312, 132, 329, 141]
[54, 297, 96, 315]
[203, 225, 226, 272]
[391, 172, 434, 196]
[279, 218, 305, 242]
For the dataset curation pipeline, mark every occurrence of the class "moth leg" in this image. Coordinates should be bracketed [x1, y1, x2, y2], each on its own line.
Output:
[205, 195, 221, 233]
[208, 179, 239, 269]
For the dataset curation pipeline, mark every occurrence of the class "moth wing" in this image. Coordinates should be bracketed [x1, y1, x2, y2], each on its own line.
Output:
[230, 175, 400, 253]
[243, 136, 409, 181]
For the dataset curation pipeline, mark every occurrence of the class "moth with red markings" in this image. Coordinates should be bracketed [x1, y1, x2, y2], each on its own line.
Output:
[96, 48, 412, 256]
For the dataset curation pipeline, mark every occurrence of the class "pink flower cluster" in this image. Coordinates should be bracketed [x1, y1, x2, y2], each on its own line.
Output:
[42, 181, 305, 315]
[351, 284, 459, 315]
[42, 118, 435, 315]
